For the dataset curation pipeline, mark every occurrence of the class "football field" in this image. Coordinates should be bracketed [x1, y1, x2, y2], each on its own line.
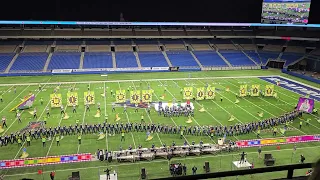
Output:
[0, 69, 319, 180]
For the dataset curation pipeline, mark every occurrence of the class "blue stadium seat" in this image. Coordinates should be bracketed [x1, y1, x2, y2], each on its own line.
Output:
[48, 52, 80, 70]
[185, 39, 209, 44]
[0, 53, 15, 72]
[220, 50, 255, 66]
[83, 52, 113, 68]
[10, 53, 48, 71]
[282, 53, 304, 67]
[257, 51, 280, 64]
[166, 51, 199, 67]
[115, 52, 138, 68]
[193, 51, 227, 66]
[245, 51, 262, 65]
[160, 39, 184, 45]
[138, 52, 168, 67]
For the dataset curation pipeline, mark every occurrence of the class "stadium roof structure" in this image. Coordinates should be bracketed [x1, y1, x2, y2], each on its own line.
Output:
[0, 20, 320, 28]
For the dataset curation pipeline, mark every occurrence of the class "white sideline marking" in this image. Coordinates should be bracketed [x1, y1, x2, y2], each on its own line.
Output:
[0, 75, 279, 86]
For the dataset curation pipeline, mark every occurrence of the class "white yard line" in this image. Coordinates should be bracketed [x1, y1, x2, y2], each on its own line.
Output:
[117, 81, 137, 149]
[175, 80, 240, 141]
[224, 79, 310, 135]
[0, 85, 14, 95]
[104, 82, 109, 151]
[0, 75, 280, 87]
[131, 81, 164, 145]
[48, 83, 76, 156]
[5, 144, 320, 177]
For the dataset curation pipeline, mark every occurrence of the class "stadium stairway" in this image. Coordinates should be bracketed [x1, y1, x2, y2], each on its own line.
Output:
[210, 44, 232, 67]
[161, 51, 173, 67]
[112, 52, 117, 68]
[189, 51, 203, 68]
[43, 52, 53, 72]
[79, 52, 85, 69]
[284, 55, 305, 67]
[231, 41, 259, 66]
[133, 51, 142, 68]
[5, 51, 20, 73]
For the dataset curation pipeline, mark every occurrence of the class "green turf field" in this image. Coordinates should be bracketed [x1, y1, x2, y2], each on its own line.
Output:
[0, 69, 319, 180]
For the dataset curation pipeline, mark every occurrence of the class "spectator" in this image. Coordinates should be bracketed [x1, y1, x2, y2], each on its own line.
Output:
[192, 165, 197, 175]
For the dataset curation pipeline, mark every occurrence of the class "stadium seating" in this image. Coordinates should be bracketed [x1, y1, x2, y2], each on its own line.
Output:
[10, 53, 48, 71]
[138, 52, 168, 67]
[56, 40, 83, 45]
[281, 53, 304, 67]
[0, 53, 15, 72]
[193, 51, 228, 67]
[24, 40, 53, 45]
[113, 39, 133, 45]
[83, 52, 113, 68]
[48, 52, 81, 70]
[166, 51, 199, 67]
[257, 51, 280, 65]
[245, 51, 262, 65]
[115, 52, 138, 68]
[134, 39, 158, 45]
[85, 40, 110, 45]
[219, 50, 256, 66]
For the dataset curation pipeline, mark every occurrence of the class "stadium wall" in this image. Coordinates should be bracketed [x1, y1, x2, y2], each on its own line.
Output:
[282, 69, 320, 84]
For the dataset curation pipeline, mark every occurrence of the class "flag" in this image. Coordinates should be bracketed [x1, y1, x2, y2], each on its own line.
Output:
[130, 90, 140, 104]
[183, 87, 193, 100]
[116, 90, 126, 103]
[251, 85, 260, 96]
[206, 87, 215, 99]
[265, 85, 274, 97]
[50, 94, 62, 108]
[10, 94, 35, 112]
[239, 85, 247, 97]
[196, 87, 205, 100]
[67, 92, 78, 106]
[142, 90, 152, 103]
[84, 91, 95, 105]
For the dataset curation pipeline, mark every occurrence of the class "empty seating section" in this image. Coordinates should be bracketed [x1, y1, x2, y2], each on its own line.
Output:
[186, 30, 210, 36]
[215, 44, 237, 50]
[281, 53, 304, 67]
[111, 30, 133, 36]
[115, 52, 138, 68]
[135, 30, 160, 36]
[0, 40, 22, 45]
[209, 39, 232, 44]
[134, 39, 158, 45]
[10, 53, 48, 71]
[161, 30, 185, 36]
[191, 44, 211, 51]
[232, 39, 252, 44]
[48, 52, 80, 70]
[83, 52, 113, 68]
[0, 53, 14, 72]
[25, 40, 53, 45]
[185, 39, 209, 45]
[161, 40, 185, 51]
[85, 40, 110, 45]
[245, 51, 262, 65]
[0, 46, 16, 53]
[116, 45, 133, 52]
[138, 45, 160, 51]
[240, 44, 256, 51]
[285, 46, 305, 53]
[193, 51, 227, 67]
[263, 45, 283, 52]
[87, 45, 110, 52]
[166, 51, 198, 67]
[255, 39, 285, 45]
[113, 39, 132, 45]
[138, 52, 168, 67]
[23, 45, 47, 52]
[311, 49, 320, 55]
[220, 51, 255, 66]
[257, 51, 280, 64]
[56, 40, 83, 45]
[56, 45, 79, 52]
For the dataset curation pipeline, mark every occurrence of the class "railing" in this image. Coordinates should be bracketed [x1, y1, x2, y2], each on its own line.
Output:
[152, 163, 313, 180]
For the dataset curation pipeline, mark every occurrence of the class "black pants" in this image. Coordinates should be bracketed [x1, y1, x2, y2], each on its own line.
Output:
[2, 122, 7, 128]
[47, 112, 50, 117]
[73, 109, 76, 113]
[121, 136, 125, 141]
[42, 142, 46, 147]
[27, 141, 30, 146]
[34, 114, 37, 119]
[57, 141, 60, 146]
[78, 139, 81, 144]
